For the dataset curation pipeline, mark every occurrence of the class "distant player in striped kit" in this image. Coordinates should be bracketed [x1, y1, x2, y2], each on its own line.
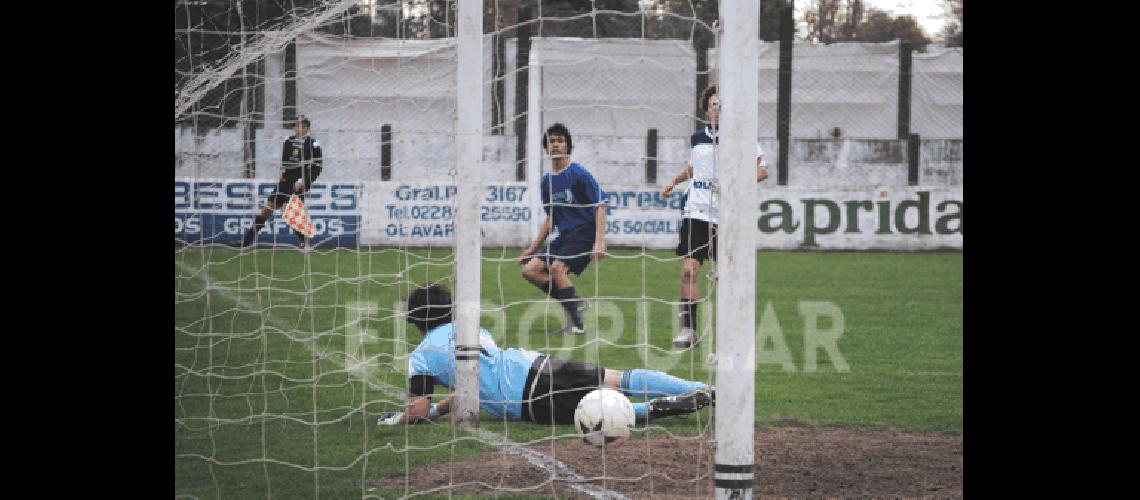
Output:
[241, 117, 323, 248]
[376, 283, 713, 426]
[518, 123, 607, 335]
[660, 85, 770, 349]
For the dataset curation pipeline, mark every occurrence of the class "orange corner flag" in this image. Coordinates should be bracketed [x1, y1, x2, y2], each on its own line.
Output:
[282, 195, 314, 238]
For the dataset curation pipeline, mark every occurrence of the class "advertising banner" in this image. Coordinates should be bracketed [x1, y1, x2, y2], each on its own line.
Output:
[174, 178, 363, 247]
[176, 179, 961, 250]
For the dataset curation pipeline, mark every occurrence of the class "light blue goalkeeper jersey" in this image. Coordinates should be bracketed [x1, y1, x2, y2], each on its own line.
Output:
[407, 323, 542, 420]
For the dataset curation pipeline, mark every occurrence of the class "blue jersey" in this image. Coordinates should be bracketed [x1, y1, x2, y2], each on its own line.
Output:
[540, 162, 603, 234]
[406, 323, 543, 421]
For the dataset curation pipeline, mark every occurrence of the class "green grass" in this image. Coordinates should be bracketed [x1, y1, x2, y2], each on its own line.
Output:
[174, 247, 961, 498]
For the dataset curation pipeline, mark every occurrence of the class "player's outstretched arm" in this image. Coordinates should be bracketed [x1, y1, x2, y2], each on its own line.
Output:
[519, 218, 553, 264]
[592, 204, 607, 261]
[661, 164, 694, 198]
[378, 395, 454, 425]
[756, 155, 769, 182]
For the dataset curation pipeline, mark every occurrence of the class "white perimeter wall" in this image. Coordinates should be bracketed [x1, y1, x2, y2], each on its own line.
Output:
[175, 37, 962, 186]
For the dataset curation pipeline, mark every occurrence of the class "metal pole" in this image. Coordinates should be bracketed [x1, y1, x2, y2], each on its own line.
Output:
[264, 47, 285, 132]
[492, 32, 506, 135]
[381, 124, 392, 181]
[694, 32, 710, 131]
[907, 133, 921, 186]
[514, 3, 533, 181]
[284, 41, 297, 127]
[776, 1, 793, 186]
[646, 128, 659, 184]
[239, 22, 254, 179]
[526, 49, 542, 243]
[715, 0, 759, 498]
[898, 41, 913, 141]
[454, 0, 483, 428]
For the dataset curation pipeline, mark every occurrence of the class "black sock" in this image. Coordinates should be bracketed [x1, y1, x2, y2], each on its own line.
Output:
[554, 286, 582, 328]
[532, 279, 556, 298]
[680, 299, 698, 330]
[244, 214, 268, 245]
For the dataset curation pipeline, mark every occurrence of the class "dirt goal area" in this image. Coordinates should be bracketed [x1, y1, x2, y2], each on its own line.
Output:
[376, 424, 963, 498]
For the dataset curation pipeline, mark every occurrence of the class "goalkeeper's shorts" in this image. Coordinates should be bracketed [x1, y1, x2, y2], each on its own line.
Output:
[521, 356, 605, 425]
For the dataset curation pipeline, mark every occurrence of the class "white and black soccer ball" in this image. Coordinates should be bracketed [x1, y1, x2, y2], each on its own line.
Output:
[574, 388, 635, 448]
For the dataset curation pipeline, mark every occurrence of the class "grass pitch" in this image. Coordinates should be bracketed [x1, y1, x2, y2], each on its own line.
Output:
[175, 247, 961, 498]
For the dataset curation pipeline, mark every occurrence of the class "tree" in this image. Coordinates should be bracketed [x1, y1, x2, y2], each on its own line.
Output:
[803, 0, 863, 44]
[890, 15, 930, 50]
[940, 0, 963, 47]
[853, 9, 929, 50]
[509, 0, 791, 40]
[800, 2, 932, 50]
[838, 0, 863, 41]
[760, 0, 791, 41]
[854, 9, 893, 41]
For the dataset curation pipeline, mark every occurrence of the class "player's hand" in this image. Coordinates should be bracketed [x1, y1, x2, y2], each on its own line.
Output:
[592, 240, 607, 261]
[294, 180, 304, 193]
[377, 412, 403, 426]
[660, 182, 674, 198]
[757, 166, 769, 182]
[377, 411, 440, 426]
[518, 247, 535, 265]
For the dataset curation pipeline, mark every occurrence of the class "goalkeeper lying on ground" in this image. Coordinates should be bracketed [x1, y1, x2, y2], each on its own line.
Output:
[377, 283, 713, 426]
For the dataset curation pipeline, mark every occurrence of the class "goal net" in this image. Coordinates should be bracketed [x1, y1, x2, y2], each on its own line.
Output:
[176, 1, 728, 497]
[177, 0, 966, 497]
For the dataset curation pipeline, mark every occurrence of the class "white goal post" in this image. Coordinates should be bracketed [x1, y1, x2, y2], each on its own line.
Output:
[453, 0, 483, 428]
[713, 1, 759, 498]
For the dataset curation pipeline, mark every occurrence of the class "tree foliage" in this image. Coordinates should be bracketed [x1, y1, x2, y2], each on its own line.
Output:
[939, 0, 962, 47]
[804, 0, 864, 44]
[855, 9, 929, 50]
[803, 0, 931, 50]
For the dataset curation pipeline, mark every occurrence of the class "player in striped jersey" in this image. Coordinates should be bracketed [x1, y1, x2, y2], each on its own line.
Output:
[660, 85, 770, 349]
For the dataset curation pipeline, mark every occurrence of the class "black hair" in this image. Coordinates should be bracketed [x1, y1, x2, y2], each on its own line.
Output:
[296, 117, 311, 130]
[541, 122, 573, 154]
[404, 283, 453, 334]
[700, 85, 718, 114]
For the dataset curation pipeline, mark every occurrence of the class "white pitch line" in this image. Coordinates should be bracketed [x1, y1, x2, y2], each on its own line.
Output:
[176, 260, 627, 500]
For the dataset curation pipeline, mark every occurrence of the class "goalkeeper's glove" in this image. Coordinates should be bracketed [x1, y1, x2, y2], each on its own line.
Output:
[376, 404, 442, 426]
[376, 412, 403, 426]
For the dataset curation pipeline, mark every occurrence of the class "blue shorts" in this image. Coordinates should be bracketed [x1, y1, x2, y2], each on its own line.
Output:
[536, 224, 596, 276]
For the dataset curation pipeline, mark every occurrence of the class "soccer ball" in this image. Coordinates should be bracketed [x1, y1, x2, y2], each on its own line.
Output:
[574, 388, 635, 448]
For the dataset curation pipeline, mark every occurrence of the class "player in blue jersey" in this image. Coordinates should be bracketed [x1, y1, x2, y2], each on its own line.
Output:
[376, 283, 712, 426]
[518, 123, 607, 335]
[660, 85, 770, 349]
